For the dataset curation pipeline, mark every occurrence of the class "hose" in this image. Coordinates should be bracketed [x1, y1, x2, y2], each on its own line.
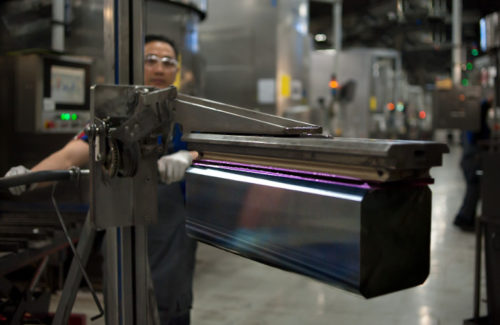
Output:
[0, 167, 102, 319]
[0, 168, 89, 189]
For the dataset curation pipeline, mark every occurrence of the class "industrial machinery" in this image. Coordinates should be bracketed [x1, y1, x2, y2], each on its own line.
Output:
[0, 170, 89, 324]
[88, 84, 448, 300]
[0, 1, 449, 323]
[0, 83, 448, 323]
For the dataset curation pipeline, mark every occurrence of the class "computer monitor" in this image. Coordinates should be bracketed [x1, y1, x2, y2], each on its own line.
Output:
[43, 57, 91, 111]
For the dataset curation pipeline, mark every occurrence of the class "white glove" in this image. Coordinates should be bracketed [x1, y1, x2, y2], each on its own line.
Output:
[157, 150, 194, 184]
[4, 165, 37, 196]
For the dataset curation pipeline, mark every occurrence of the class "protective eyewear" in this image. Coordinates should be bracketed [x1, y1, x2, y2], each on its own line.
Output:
[145, 54, 178, 68]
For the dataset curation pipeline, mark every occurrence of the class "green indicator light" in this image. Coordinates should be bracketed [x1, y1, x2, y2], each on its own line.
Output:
[396, 102, 405, 112]
[462, 78, 469, 86]
[71, 114, 78, 121]
[466, 62, 473, 70]
[471, 49, 479, 56]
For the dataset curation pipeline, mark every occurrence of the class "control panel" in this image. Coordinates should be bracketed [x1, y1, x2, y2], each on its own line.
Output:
[39, 110, 90, 133]
[13, 54, 92, 134]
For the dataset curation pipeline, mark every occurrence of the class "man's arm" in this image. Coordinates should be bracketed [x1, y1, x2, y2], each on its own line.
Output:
[31, 139, 90, 172]
[5, 137, 198, 194]
[3, 139, 90, 195]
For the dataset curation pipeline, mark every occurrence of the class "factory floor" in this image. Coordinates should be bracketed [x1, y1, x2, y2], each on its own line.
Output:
[50, 137, 488, 325]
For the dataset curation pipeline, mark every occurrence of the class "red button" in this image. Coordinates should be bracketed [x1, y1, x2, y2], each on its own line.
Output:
[45, 121, 55, 129]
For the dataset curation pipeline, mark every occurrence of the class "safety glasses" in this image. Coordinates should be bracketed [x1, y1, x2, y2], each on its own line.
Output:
[144, 54, 178, 68]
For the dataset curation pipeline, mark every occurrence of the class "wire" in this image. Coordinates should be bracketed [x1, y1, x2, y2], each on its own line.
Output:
[51, 182, 104, 321]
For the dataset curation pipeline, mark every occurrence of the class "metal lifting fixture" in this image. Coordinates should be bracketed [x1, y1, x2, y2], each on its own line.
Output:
[89, 84, 448, 301]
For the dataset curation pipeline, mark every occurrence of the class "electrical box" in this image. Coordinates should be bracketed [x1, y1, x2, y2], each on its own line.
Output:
[433, 86, 482, 131]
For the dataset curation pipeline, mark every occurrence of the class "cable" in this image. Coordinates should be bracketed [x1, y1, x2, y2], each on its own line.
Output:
[0, 169, 90, 189]
[50, 181, 104, 321]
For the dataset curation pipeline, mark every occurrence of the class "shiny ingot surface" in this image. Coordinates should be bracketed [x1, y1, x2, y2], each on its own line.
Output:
[185, 166, 431, 298]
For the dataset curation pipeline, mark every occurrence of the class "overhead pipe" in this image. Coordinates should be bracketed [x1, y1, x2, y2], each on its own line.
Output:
[52, 0, 65, 52]
[332, 0, 342, 76]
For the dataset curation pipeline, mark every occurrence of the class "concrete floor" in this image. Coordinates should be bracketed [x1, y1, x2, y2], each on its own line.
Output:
[51, 141, 488, 324]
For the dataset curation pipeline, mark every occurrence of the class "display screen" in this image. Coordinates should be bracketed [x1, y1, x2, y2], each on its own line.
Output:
[50, 65, 86, 105]
[43, 57, 91, 111]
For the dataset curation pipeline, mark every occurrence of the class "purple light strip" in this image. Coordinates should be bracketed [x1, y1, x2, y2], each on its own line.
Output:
[193, 161, 374, 189]
[193, 159, 434, 189]
[199, 158, 363, 181]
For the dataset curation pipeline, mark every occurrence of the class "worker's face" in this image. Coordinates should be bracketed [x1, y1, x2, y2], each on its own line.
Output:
[144, 41, 178, 89]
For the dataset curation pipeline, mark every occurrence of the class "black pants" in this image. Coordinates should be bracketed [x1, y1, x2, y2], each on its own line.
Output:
[159, 312, 190, 325]
[455, 151, 481, 226]
[149, 183, 197, 325]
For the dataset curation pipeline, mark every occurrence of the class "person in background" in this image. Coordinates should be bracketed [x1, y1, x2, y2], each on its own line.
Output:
[453, 96, 492, 232]
[4, 34, 198, 325]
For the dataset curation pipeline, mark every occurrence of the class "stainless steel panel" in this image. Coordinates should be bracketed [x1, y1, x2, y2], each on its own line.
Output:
[201, 26, 256, 108]
[13, 55, 43, 133]
[200, 0, 276, 111]
[185, 166, 431, 298]
[199, 0, 310, 115]
[309, 50, 336, 109]
[276, 0, 310, 116]
[0, 0, 53, 53]
[132, 0, 145, 86]
[65, 0, 106, 82]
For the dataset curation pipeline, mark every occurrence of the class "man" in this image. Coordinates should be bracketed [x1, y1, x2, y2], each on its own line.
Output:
[5, 35, 198, 325]
[453, 96, 492, 232]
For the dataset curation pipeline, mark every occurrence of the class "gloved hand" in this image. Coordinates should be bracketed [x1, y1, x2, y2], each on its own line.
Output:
[157, 150, 196, 184]
[3, 165, 37, 195]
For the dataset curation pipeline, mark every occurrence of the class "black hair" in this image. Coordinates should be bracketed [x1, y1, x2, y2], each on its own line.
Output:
[145, 34, 178, 58]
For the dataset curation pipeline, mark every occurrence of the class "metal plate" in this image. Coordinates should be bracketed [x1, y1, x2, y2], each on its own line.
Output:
[185, 166, 431, 298]
[90, 85, 158, 229]
[185, 133, 449, 181]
